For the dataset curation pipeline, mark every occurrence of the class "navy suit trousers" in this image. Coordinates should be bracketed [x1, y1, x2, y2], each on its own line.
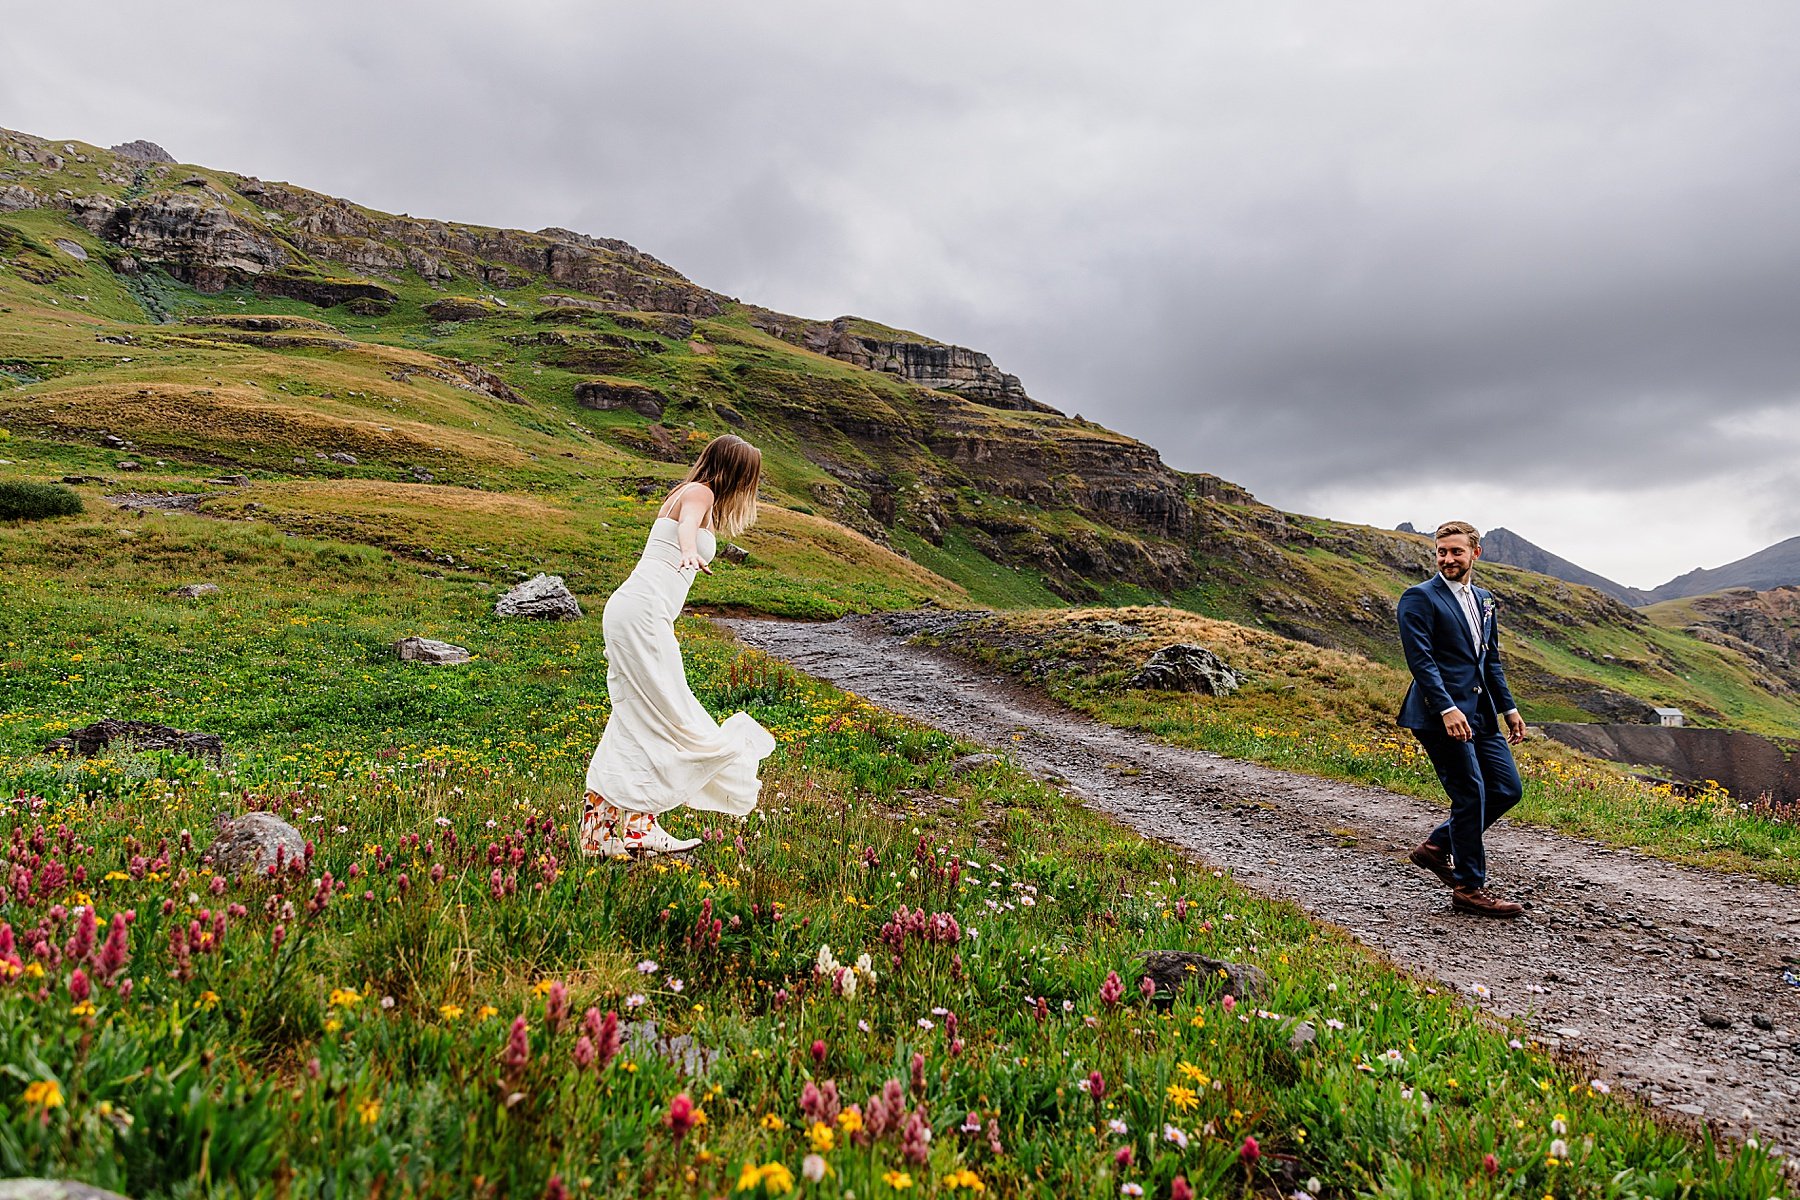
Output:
[1412, 727, 1524, 888]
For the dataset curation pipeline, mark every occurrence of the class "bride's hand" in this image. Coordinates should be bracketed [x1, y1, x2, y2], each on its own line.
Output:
[678, 550, 713, 575]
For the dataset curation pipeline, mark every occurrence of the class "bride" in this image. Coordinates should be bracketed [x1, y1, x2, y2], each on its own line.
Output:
[578, 434, 777, 856]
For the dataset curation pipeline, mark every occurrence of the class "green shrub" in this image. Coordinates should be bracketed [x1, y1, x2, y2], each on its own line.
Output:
[0, 481, 85, 520]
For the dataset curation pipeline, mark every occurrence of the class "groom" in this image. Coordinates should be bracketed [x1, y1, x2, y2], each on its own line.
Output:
[1397, 521, 1528, 918]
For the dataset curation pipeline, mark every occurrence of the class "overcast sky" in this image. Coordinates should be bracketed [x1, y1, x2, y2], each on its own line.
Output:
[8, 1, 1799, 588]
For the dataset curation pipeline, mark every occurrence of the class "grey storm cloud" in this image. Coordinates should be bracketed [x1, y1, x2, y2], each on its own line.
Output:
[6, 0, 1799, 583]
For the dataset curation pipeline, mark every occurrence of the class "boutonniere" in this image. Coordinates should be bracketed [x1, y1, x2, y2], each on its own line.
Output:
[1480, 595, 1497, 623]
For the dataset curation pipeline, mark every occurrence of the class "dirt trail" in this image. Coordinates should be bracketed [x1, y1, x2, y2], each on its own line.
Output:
[723, 614, 1800, 1153]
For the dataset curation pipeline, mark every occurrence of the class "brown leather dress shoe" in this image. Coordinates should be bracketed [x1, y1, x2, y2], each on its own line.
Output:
[1408, 842, 1458, 888]
[1452, 887, 1524, 919]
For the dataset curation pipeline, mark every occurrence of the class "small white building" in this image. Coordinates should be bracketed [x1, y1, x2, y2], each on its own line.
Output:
[1654, 707, 1684, 728]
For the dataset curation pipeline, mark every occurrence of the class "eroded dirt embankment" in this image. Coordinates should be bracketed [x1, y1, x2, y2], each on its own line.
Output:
[722, 614, 1800, 1154]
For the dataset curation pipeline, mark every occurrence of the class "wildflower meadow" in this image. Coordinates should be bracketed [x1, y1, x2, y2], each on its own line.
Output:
[0, 520, 1794, 1197]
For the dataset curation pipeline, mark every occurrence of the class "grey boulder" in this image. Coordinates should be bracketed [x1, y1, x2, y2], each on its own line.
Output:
[949, 752, 1005, 777]
[204, 812, 306, 878]
[1127, 644, 1241, 696]
[495, 573, 584, 621]
[395, 636, 472, 664]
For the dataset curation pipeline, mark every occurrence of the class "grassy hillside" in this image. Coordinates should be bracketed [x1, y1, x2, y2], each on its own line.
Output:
[2, 127, 1797, 738]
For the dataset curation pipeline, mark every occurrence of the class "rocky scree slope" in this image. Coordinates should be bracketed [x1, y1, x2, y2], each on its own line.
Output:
[1649, 587, 1800, 696]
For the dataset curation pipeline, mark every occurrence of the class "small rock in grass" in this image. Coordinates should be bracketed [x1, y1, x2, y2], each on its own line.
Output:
[719, 542, 749, 565]
[115, 460, 140, 471]
[1138, 950, 1269, 1007]
[495, 573, 584, 620]
[1750, 1013, 1774, 1031]
[950, 752, 1004, 777]
[395, 636, 472, 664]
[329, 451, 358, 465]
[1698, 1010, 1733, 1030]
[172, 583, 219, 598]
[205, 812, 306, 877]
[0, 1181, 135, 1200]
[1288, 1021, 1317, 1051]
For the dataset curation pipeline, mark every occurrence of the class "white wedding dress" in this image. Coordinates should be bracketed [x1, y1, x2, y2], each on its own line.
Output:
[578, 515, 775, 854]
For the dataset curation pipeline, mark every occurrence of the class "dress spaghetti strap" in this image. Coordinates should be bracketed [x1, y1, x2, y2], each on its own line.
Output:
[658, 480, 714, 529]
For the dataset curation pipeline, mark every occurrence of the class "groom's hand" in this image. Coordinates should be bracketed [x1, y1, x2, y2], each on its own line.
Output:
[1505, 711, 1527, 745]
[1441, 708, 1473, 742]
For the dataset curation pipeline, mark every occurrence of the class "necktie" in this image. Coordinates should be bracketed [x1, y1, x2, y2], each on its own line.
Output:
[1458, 586, 1482, 650]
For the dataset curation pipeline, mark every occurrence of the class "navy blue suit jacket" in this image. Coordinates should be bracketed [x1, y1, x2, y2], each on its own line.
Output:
[1396, 575, 1519, 734]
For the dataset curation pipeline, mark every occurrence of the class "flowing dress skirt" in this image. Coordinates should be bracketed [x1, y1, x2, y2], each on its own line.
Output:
[578, 520, 774, 853]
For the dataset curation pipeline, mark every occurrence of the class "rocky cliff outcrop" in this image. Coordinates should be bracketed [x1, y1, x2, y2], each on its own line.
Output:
[248, 180, 724, 314]
[1679, 587, 1800, 692]
[109, 139, 176, 164]
[746, 308, 1050, 412]
[68, 190, 288, 290]
[0, 130, 723, 313]
[925, 414, 1192, 537]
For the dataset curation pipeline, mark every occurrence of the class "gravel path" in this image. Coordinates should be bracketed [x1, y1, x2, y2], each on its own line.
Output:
[723, 614, 1800, 1153]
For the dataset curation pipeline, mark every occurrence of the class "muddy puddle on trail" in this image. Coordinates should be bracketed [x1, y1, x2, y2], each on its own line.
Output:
[721, 613, 1800, 1155]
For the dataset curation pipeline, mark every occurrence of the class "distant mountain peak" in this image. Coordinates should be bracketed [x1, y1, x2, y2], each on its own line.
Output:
[1643, 534, 1800, 603]
[1479, 527, 1646, 606]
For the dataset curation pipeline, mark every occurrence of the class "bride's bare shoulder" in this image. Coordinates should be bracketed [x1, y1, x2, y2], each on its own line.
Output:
[658, 480, 715, 520]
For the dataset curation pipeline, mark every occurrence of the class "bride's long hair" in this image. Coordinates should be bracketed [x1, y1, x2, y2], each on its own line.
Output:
[681, 434, 762, 538]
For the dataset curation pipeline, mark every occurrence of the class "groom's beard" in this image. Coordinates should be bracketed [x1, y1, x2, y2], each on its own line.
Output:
[1440, 562, 1470, 582]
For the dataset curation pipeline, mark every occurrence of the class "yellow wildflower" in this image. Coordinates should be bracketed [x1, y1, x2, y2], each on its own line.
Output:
[199, 990, 220, 1010]
[837, 1109, 865, 1134]
[760, 1113, 787, 1131]
[809, 1122, 835, 1152]
[758, 1163, 794, 1194]
[883, 1171, 914, 1191]
[1165, 1084, 1199, 1111]
[475, 1005, 498, 1021]
[22, 1080, 63, 1109]
[439, 1004, 464, 1020]
[328, 987, 361, 1008]
[324, 1018, 343, 1034]
[71, 1001, 96, 1017]
[944, 1169, 987, 1191]
[357, 1098, 382, 1125]
[1177, 1061, 1209, 1085]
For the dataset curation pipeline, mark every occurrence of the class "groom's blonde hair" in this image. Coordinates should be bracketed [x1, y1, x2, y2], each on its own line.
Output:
[1434, 520, 1481, 548]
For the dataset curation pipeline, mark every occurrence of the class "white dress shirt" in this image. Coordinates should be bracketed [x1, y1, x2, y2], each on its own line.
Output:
[1438, 573, 1519, 720]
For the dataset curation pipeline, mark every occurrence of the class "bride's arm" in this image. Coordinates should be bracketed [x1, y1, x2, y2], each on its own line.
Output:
[673, 484, 715, 574]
